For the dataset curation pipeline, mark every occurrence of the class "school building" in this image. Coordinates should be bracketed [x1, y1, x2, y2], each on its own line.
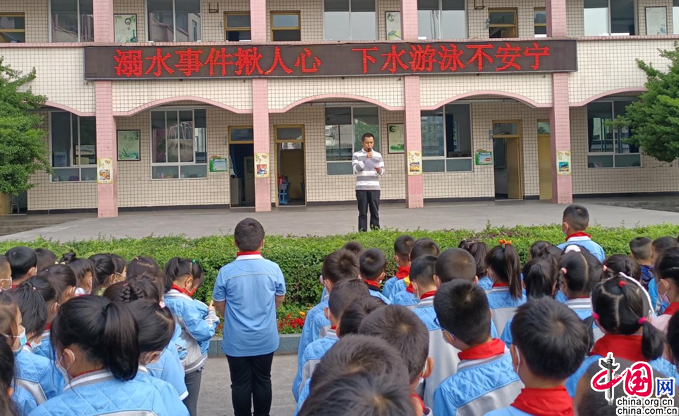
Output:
[1, 0, 678, 216]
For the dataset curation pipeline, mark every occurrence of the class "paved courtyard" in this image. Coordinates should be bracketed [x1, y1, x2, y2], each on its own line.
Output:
[2, 199, 679, 242]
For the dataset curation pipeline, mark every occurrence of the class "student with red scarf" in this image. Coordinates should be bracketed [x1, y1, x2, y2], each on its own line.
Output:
[383, 235, 415, 300]
[652, 247, 679, 333]
[556, 204, 605, 262]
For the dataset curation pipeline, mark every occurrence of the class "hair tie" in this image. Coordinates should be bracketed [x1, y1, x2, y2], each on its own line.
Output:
[192, 259, 197, 264]
[564, 245, 582, 253]
[619, 280, 627, 288]
[560, 267, 567, 275]
[592, 312, 600, 320]
[638, 317, 647, 325]
[499, 239, 512, 248]
[602, 265, 608, 272]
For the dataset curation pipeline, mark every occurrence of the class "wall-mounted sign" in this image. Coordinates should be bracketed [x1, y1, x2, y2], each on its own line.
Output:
[209, 157, 228, 172]
[557, 150, 571, 175]
[117, 130, 140, 161]
[645, 7, 667, 35]
[97, 158, 114, 184]
[84, 40, 578, 80]
[386, 12, 402, 41]
[114, 14, 137, 43]
[387, 124, 404, 154]
[475, 150, 493, 165]
[407, 151, 422, 176]
[255, 153, 270, 178]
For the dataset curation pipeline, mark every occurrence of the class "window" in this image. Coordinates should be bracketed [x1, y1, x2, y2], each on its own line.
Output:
[587, 101, 640, 168]
[421, 104, 473, 172]
[151, 109, 208, 179]
[0, 14, 25, 43]
[417, 0, 466, 40]
[489, 9, 517, 38]
[324, 0, 376, 41]
[534, 8, 546, 37]
[50, 0, 93, 42]
[584, 0, 636, 36]
[148, 0, 201, 42]
[325, 107, 379, 175]
[271, 12, 300, 41]
[674, 0, 679, 34]
[50, 113, 96, 182]
[225, 13, 251, 41]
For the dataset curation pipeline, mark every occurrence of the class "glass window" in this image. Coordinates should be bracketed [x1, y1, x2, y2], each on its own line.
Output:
[421, 110, 444, 157]
[325, 107, 380, 174]
[610, 0, 635, 35]
[151, 109, 208, 179]
[225, 13, 251, 41]
[51, 0, 93, 42]
[229, 127, 254, 142]
[587, 101, 640, 168]
[421, 104, 473, 172]
[534, 8, 547, 37]
[0, 13, 25, 43]
[148, 0, 201, 42]
[675, 0, 679, 34]
[489, 9, 517, 38]
[324, 0, 375, 40]
[418, 0, 466, 39]
[50, 112, 96, 182]
[271, 12, 300, 41]
[584, 0, 635, 36]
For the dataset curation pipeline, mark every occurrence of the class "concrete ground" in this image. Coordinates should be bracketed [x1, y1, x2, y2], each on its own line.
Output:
[2, 199, 679, 242]
[199, 356, 297, 416]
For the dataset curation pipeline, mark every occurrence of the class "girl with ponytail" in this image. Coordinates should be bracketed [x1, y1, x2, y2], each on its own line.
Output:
[29, 296, 173, 416]
[565, 273, 677, 397]
[485, 240, 527, 335]
[0, 341, 19, 416]
[651, 247, 679, 333]
[459, 240, 491, 291]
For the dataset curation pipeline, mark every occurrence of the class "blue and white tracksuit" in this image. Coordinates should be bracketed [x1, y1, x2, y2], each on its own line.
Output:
[134, 366, 189, 416]
[295, 297, 330, 400]
[14, 347, 64, 410]
[391, 289, 418, 309]
[146, 341, 189, 400]
[293, 329, 339, 402]
[487, 287, 527, 337]
[478, 276, 493, 292]
[32, 330, 55, 361]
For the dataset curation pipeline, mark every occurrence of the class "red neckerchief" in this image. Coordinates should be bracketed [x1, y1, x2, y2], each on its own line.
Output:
[171, 284, 195, 297]
[410, 393, 425, 413]
[458, 338, 506, 361]
[45, 323, 51, 331]
[664, 302, 679, 316]
[396, 266, 410, 280]
[330, 326, 337, 330]
[406, 283, 414, 294]
[364, 280, 381, 290]
[237, 251, 261, 257]
[492, 282, 509, 288]
[11, 284, 18, 289]
[590, 334, 646, 363]
[511, 387, 573, 416]
[420, 290, 437, 300]
[566, 232, 592, 242]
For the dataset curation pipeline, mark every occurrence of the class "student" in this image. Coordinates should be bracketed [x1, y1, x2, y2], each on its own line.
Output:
[337, 295, 387, 336]
[650, 236, 679, 314]
[298, 335, 413, 416]
[486, 240, 526, 335]
[294, 279, 368, 401]
[668, 313, 679, 372]
[34, 249, 57, 273]
[111, 254, 127, 276]
[10, 281, 48, 352]
[0, 340, 19, 416]
[296, 248, 359, 394]
[126, 300, 189, 416]
[359, 248, 391, 304]
[604, 254, 641, 282]
[383, 235, 415, 300]
[485, 298, 589, 416]
[89, 254, 123, 296]
[126, 256, 160, 280]
[359, 305, 433, 415]
[459, 240, 491, 291]
[342, 241, 365, 258]
[435, 248, 477, 286]
[5, 247, 37, 288]
[409, 256, 458, 407]
[630, 237, 654, 289]
[166, 257, 218, 416]
[652, 247, 679, 333]
[28, 296, 173, 416]
[556, 204, 605, 262]
[0, 255, 11, 290]
[391, 238, 440, 308]
[60, 252, 94, 296]
[565, 274, 678, 397]
[501, 259, 557, 346]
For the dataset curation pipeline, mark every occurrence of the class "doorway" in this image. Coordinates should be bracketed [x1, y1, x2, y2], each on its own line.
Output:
[228, 126, 255, 207]
[492, 121, 523, 200]
[274, 125, 305, 206]
[537, 120, 553, 200]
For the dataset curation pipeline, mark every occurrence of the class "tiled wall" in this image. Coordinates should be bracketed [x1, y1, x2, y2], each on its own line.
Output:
[1, 0, 49, 43]
[467, 0, 547, 39]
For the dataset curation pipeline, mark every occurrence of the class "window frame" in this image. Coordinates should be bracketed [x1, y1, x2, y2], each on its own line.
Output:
[224, 11, 251, 41]
[0, 13, 26, 43]
[325, 105, 380, 175]
[488, 8, 518, 39]
[149, 107, 209, 180]
[49, 0, 93, 43]
[416, 0, 468, 40]
[586, 100, 641, 169]
[228, 125, 255, 144]
[583, 0, 637, 36]
[421, 104, 474, 173]
[49, 112, 97, 183]
[270, 11, 301, 41]
[146, 0, 203, 42]
[534, 7, 547, 37]
[322, 0, 378, 41]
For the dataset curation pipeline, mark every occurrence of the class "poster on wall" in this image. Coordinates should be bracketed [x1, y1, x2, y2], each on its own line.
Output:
[97, 158, 114, 184]
[407, 151, 422, 175]
[255, 153, 270, 178]
[557, 151, 571, 175]
[114, 14, 138, 42]
[387, 124, 405, 154]
[385, 12, 402, 41]
[117, 130, 141, 161]
[646, 7, 667, 35]
[209, 157, 228, 172]
[475, 150, 493, 165]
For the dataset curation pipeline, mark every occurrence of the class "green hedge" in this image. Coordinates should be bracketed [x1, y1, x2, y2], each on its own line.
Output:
[2, 223, 678, 305]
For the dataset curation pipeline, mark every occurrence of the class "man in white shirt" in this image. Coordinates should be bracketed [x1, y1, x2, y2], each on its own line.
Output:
[352, 133, 385, 232]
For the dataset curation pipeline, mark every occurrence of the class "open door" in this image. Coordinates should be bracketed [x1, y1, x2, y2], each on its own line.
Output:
[228, 126, 255, 207]
[274, 126, 305, 206]
[537, 120, 553, 200]
[493, 121, 523, 200]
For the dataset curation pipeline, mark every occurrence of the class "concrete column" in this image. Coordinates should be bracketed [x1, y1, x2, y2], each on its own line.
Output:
[94, 0, 117, 217]
[250, 0, 267, 43]
[547, 0, 573, 204]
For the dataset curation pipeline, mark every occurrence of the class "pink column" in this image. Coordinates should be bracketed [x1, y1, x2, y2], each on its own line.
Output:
[94, 0, 117, 217]
[400, 0, 418, 41]
[547, 0, 573, 204]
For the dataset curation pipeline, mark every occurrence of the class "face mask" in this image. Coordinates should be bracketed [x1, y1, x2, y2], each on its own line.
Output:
[28, 339, 41, 350]
[56, 352, 72, 383]
[12, 329, 27, 355]
[659, 281, 671, 305]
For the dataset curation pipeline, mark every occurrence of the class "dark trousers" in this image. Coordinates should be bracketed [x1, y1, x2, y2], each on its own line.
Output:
[357, 190, 380, 232]
[183, 368, 203, 416]
[226, 353, 275, 416]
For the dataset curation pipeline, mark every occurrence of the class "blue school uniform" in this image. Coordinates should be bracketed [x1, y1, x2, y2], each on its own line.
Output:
[293, 328, 339, 400]
[388, 279, 408, 302]
[383, 276, 399, 299]
[164, 290, 219, 373]
[212, 254, 286, 358]
[555, 290, 568, 303]
[32, 330, 55, 361]
[134, 366, 189, 416]
[171, 322, 188, 361]
[296, 298, 330, 383]
[478, 276, 493, 292]
[641, 264, 654, 290]
[391, 289, 418, 309]
[15, 347, 64, 406]
[28, 370, 173, 416]
[557, 236, 605, 263]
[648, 277, 668, 315]
[295, 379, 311, 416]
[146, 342, 189, 400]
[13, 383, 38, 416]
[366, 285, 391, 304]
[433, 342, 523, 416]
[487, 287, 527, 337]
